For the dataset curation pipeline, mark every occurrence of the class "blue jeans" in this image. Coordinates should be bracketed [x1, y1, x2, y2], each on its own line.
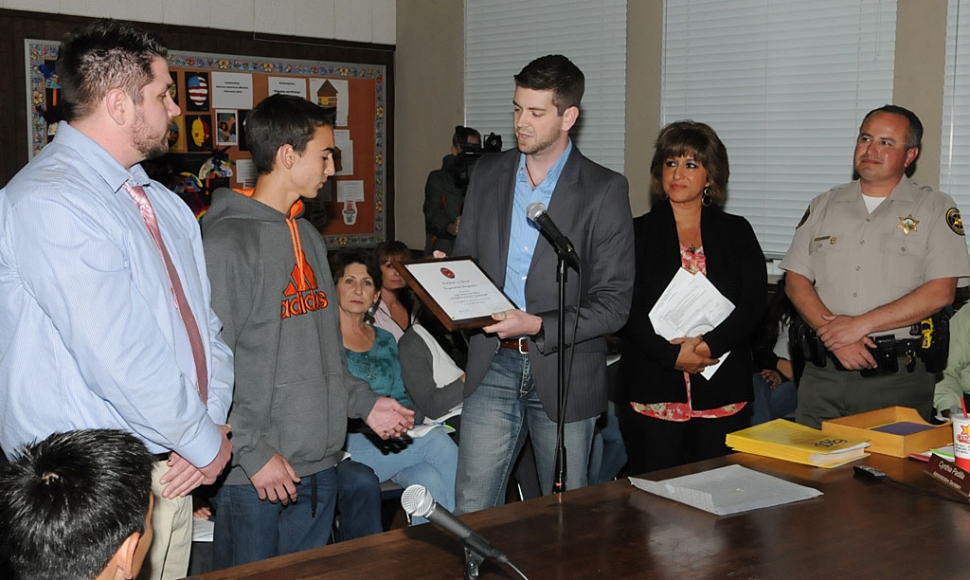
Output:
[346, 427, 458, 525]
[211, 467, 338, 568]
[455, 348, 596, 514]
[588, 401, 627, 485]
[333, 459, 382, 541]
[751, 372, 798, 425]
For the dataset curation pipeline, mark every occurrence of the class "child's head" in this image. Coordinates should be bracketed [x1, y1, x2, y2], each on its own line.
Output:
[0, 429, 156, 580]
[245, 94, 337, 175]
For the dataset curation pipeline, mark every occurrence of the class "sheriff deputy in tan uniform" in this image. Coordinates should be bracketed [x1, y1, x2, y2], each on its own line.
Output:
[780, 104, 970, 428]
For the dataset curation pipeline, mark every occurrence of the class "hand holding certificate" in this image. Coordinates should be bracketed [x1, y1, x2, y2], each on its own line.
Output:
[648, 268, 735, 379]
[394, 257, 517, 331]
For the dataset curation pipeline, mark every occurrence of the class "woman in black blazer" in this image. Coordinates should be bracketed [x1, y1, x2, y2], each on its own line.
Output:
[618, 121, 766, 475]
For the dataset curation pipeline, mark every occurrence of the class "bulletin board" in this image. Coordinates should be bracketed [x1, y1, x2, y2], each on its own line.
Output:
[26, 40, 388, 247]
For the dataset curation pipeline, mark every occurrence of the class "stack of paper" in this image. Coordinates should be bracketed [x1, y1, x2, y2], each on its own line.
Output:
[648, 268, 735, 379]
[630, 464, 823, 515]
[726, 419, 870, 468]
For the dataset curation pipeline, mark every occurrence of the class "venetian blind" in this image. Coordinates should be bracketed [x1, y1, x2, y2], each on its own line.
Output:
[464, 0, 628, 174]
[942, 0, 970, 253]
[662, 0, 897, 258]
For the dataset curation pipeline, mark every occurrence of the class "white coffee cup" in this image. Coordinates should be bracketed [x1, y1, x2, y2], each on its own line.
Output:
[952, 414, 970, 470]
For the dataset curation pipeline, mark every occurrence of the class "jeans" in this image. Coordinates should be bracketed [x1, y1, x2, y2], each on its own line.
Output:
[455, 348, 596, 514]
[332, 459, 382, 542]
[345, 427, 458, 525]
[751, 372, 798, 425]
[211, 467, 338, 568]
[587, 401, 627, 485]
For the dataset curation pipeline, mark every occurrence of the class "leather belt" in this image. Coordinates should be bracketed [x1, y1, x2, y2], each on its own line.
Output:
[499, 337, 529, 354]
[152, 452, 170, 462]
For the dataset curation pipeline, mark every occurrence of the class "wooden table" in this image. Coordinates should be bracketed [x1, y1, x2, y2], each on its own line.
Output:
[187, 453, 970, 579]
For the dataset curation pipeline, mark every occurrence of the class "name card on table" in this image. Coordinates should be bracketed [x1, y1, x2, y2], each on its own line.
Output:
[924, 454, 970, 500]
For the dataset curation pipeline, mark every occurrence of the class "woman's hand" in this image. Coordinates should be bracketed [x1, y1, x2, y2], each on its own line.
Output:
[761, 369, 783, 388]
[671, 336, 718, 374]
[193, 504, 212, 520]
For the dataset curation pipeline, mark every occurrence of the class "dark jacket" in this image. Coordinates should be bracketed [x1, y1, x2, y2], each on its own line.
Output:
[398, 326, 465, 420]
[423, 155, 466, 255]
[617, 199, 766, 409]
[453, 146, 634, 422]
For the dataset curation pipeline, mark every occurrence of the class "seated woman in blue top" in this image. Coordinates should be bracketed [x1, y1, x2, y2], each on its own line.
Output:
[332, 249, 458, 523]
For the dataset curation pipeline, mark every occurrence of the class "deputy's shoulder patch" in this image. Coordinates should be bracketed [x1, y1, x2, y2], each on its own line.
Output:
[947, 207, 964, 236]
[796, 206, 810, 229]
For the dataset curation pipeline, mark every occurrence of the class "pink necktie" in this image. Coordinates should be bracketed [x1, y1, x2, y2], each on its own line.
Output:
[125, 183, 208, 406]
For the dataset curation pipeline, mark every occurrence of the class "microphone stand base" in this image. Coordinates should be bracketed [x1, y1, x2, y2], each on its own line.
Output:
[464, 546, 486, 580]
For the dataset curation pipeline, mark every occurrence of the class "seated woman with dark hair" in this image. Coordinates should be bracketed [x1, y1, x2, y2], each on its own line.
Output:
[332, 249, 458, 523]
[373, 241, 418, 341]
[371, 240, 465, 424]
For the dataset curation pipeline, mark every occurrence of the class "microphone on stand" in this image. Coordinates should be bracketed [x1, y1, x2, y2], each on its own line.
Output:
[400, 484, 508, 563]
[527, 201, 578, 492]
[526, 202, 581, 271]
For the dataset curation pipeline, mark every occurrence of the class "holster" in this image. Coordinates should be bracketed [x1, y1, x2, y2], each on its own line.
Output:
[789, 315, 827, 368]
[859, 335, 903, 377]
[913, 308, 951, 373]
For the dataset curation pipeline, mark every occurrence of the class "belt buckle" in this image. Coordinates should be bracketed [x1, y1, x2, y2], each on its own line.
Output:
[517, 336, 528, 355]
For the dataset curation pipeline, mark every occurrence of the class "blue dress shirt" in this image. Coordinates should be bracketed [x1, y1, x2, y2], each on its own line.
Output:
[504, 140, 573, 309]
[0, 122, 233, 467]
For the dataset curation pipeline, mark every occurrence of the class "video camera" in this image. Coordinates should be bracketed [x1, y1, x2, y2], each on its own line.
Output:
[454, 132, 502, 188]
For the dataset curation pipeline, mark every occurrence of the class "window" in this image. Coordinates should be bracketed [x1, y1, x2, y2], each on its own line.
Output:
[464, 0, 628, 174]
[942, 0, 970, 252]
[662, 0, 897, 257]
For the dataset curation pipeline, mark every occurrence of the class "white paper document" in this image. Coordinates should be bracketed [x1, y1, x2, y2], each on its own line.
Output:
[409, 408, 460, 438]
[336, 180, 365, 202]
[334, 129, 355, 175]
[210, 72, 253, 109]
[630, 464, 822, 515]
[268, 76, 307, 99]
[235, 159, 258, 189]
[648, 268, 735, 379]
[192, 516, 214, 543]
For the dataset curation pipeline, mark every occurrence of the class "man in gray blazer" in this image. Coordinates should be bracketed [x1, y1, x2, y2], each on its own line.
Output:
[451, 54, 634, 513]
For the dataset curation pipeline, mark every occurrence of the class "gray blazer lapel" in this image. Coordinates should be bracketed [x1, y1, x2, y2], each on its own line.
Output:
[499, 151, 521, 281]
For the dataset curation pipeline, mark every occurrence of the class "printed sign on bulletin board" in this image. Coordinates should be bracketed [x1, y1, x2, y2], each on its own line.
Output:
[25, 40, 388, 248]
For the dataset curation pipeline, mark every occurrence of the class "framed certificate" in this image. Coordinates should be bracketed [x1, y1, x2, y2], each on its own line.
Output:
[394, 257, 516, 331]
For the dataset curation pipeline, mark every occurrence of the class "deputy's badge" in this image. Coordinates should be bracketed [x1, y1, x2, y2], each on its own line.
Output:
[897, 214, 919, 235]
[947, 207, 965, 236]
[796, 206, 810, 228]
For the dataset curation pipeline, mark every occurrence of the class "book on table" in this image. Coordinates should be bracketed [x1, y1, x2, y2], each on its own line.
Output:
[726, 419, 871, 468]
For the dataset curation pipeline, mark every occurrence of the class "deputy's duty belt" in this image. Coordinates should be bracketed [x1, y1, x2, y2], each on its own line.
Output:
[789, 309, 950, 376]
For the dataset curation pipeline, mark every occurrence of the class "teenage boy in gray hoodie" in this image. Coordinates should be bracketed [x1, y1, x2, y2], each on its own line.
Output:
[202, 94, 414, 567]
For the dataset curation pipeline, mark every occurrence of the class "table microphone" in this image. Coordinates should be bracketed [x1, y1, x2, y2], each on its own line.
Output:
[526, 202, 580, 270]
[401, 484, 508, 563]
